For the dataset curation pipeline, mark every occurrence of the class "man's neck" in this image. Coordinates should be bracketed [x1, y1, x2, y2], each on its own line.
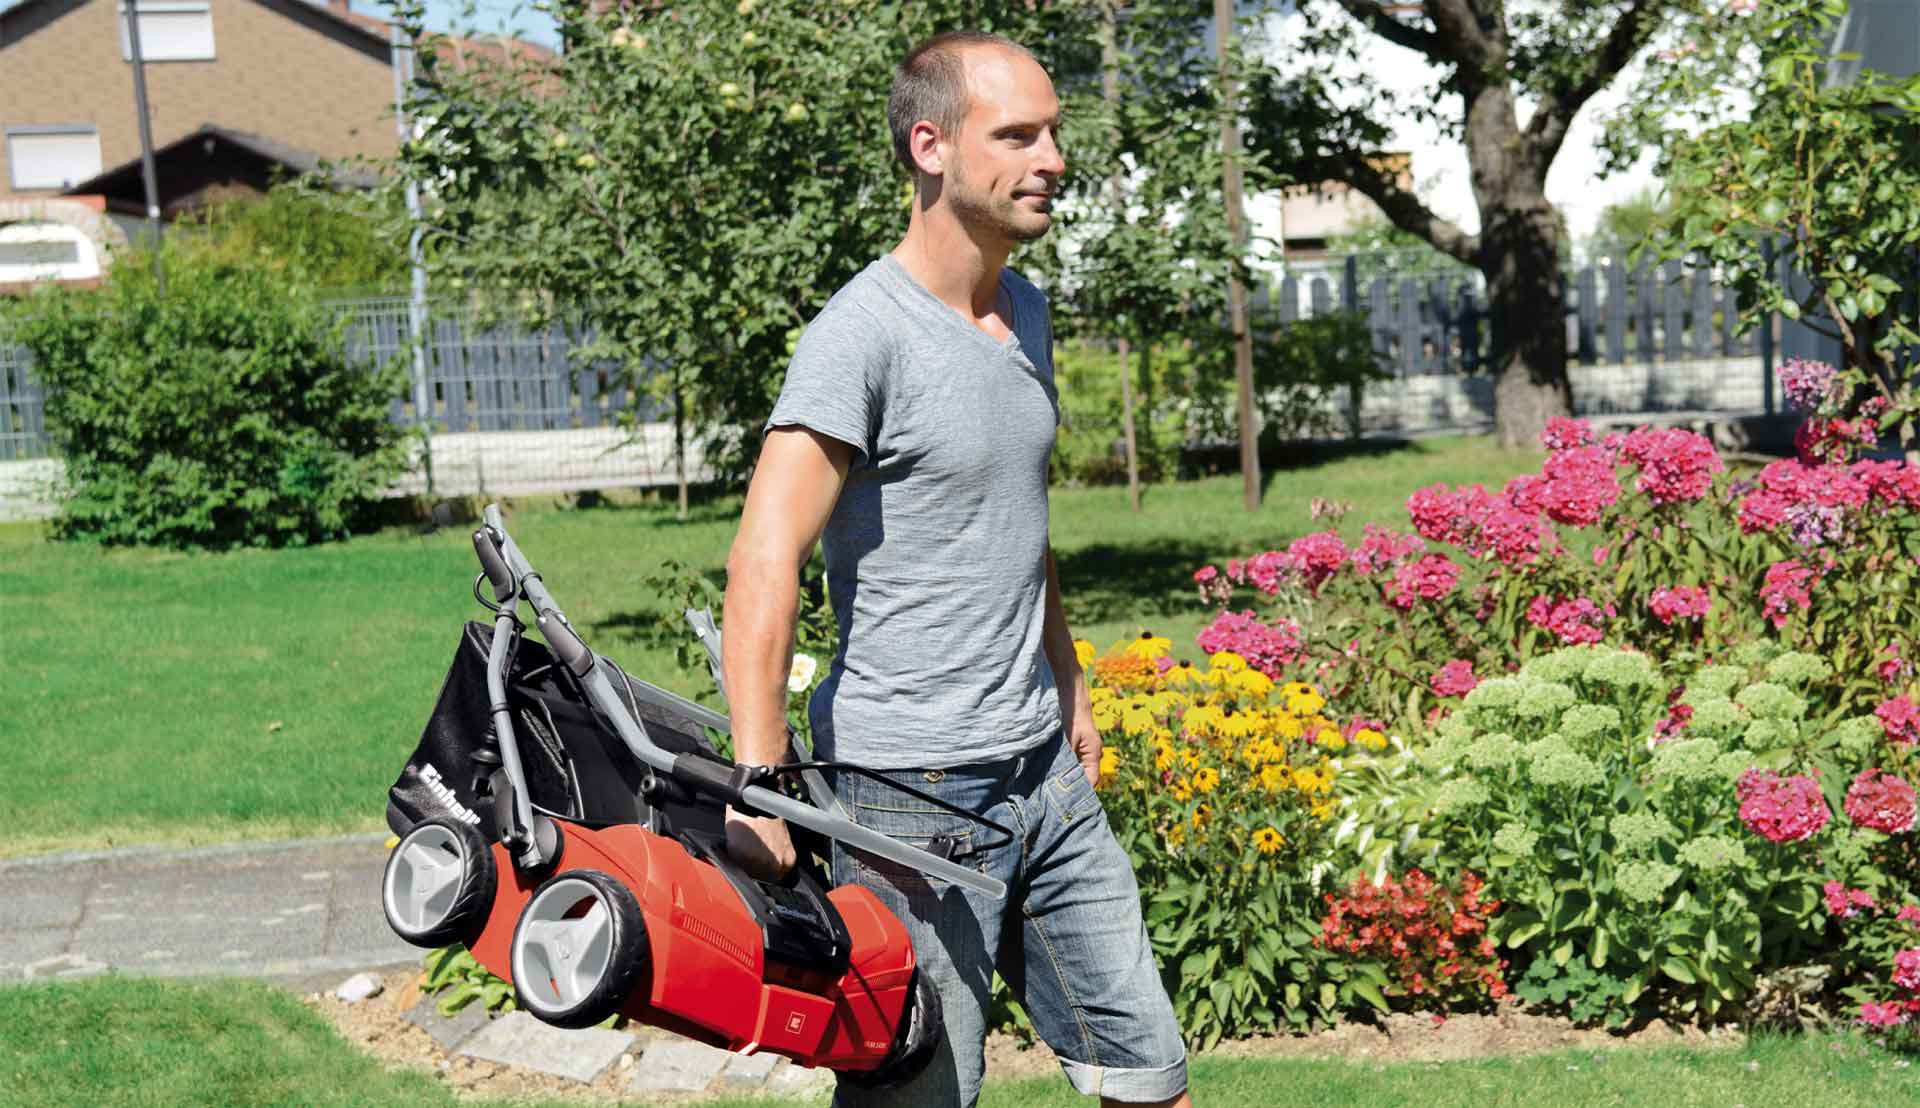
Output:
[891, 207, 1011, 322]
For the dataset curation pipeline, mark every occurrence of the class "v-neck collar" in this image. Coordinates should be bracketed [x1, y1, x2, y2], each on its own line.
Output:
[882, 254, 1022, 353]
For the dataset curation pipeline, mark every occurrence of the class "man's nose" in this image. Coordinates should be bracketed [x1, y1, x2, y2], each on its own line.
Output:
[1035, 130, 1065, 178]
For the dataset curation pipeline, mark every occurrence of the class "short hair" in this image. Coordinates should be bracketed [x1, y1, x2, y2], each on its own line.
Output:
[888, 31, 1034, 171]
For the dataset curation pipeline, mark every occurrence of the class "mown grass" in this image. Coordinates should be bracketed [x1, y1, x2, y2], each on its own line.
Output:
[0, 435, 1534, 855]
[4, 975, 1915, 1108]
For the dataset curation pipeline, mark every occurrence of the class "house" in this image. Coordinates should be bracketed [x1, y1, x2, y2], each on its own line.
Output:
[0, 0, 550, 288]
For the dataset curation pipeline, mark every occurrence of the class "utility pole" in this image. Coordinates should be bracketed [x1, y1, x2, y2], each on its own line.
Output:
[123, 2, 165, 293]
[392, 21, 435, 494]
[1102, 0, 1141, 513]
[1214, 0, 1260, 511]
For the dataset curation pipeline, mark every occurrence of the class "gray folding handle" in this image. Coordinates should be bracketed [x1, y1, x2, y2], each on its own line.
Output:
[480, 505, 1005, 899]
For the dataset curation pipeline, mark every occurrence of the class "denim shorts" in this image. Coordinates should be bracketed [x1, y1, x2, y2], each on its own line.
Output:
[829, 732, 1188, 1107]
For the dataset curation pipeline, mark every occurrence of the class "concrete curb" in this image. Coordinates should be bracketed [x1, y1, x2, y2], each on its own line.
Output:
[0, 831, 391, 872]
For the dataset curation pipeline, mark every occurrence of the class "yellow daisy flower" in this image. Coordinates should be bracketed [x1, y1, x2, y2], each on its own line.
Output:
[1354, 727, 1389, 752]
[1253, 826, 1284, 854]
[1285, 684, 1327, 716]
[1193, 767, 1220, 793]
[1124, 631, 1173, 661]
[1163, 661, 1203, 689]
[1259, 763, 1287, 793]
[1169, 779, 1193, 801]
[1074, 639, 1096, 670]
[1208, 651, 1249, 674]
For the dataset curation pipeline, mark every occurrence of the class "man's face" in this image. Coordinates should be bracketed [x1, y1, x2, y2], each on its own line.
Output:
[941, 48, 1065, 244]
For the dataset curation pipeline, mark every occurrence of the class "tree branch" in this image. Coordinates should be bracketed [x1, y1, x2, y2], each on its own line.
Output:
[1324, 0, 1452, 62]
[1323, 152, 1481, 266]
[1524, 0, 1668, 162]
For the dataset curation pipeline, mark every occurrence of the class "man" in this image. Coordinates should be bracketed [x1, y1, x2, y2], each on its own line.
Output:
[718, 30, 1192, 1108]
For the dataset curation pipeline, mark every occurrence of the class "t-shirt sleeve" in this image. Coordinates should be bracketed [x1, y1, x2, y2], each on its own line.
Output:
[764, 303, 889, 467]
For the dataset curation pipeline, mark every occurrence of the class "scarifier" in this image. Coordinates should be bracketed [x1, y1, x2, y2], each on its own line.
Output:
[380, 505, 1007, 1085]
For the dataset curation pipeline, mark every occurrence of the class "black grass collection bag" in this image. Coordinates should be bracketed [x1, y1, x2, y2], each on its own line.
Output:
[386, 622, 726, 842]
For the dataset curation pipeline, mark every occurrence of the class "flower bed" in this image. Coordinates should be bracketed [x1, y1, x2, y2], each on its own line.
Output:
[1152, 393, 1920, 1037]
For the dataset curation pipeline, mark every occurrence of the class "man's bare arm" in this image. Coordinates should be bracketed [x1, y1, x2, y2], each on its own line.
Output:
[1040, 546, 1099, 784]
[720, 427, 852, 876]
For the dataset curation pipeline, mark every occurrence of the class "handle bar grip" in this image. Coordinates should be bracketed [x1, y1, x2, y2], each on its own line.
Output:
[472, 527, 514, 602]
[537, 610, 594, 677]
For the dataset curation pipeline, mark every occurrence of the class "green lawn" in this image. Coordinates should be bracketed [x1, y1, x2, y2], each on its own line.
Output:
[5, 975, 1915, 1108]
[0, 435, 1533, 856]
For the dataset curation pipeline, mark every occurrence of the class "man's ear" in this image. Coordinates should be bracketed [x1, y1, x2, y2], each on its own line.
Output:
[907, 119, 946, 178]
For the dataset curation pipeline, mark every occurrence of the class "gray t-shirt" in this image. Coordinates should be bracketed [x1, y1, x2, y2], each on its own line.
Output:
[764, 254, 1062, 770]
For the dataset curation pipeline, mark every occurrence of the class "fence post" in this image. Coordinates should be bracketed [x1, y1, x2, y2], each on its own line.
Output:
[1343, 255, 1361, 435]
[1760, 237, 1777, 416]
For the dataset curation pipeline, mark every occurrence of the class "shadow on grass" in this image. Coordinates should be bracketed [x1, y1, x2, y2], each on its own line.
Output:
[1055, 537, 1221, 627]
[1186, 435, 1422, 497]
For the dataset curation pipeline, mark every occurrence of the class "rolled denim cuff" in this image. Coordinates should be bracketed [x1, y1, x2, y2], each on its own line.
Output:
[1057, 1052, 1188, 1103]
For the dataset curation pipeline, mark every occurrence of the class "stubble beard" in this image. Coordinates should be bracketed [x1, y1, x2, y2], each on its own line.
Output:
[946, 154, 1052, 244]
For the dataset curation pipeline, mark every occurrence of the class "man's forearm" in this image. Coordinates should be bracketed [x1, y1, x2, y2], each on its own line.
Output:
[1041, 547, 1092, 719]
[720, 557, 801, 766]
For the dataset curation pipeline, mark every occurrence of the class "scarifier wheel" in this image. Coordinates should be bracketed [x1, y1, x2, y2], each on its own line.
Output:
[381, 817, 496, 947]
[838, 964, 945, 1089]
[509, 868, 650, 1029]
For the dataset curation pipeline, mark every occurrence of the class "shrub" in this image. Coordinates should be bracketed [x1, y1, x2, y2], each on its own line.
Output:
[1049, 342, 1189, 487]
[1082, 635, 1395, 1044]
[1333, 642, 1920, 1025]
[1314, 868, 1507, 1011]
[8, 255, 408, 548]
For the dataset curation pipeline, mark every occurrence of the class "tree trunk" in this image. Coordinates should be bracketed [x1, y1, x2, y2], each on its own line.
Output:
[672, 373, 688, 522]
[1460, 71, 1572, 450]
[1118, 337, 1140, 511]
[1214, 0, 1260, 509]
[1482, 202, 1572, 448]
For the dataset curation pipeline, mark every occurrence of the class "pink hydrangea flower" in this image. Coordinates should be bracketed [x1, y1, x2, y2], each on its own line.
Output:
[1431, 659, 1479, 698]
[1537, 445, 1621, 527]
[1859, 1001, 1911, 1029]
[1408, 484, 1476, 547]
[1897, 949, 1920, 992]
[1648, 585, 1711, 626]
[1898, 904, 1920, 925]
[1826, 881, 1872, 918]
[1737, 769, 1831, 843]
[1758, 560, 1818, 628]
[1195, 610, 1305, 680]
[1846, 769, 1918, 834]
[1540, 417, 1595, 452]
[1525, 595, 1608, 645]
[1348, 524, 1426, 575]
[1284, 530, 1351, 592]
[1854, 460, 1920, 509]
[1878, 696, 1920, 745]
[1779, 357, 1838, 412]
[1617, 427, 1724, 503]
[1382, 554, 1461, 611]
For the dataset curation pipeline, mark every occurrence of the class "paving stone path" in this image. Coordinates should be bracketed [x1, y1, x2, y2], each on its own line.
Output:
[2, 833, 837, 1102]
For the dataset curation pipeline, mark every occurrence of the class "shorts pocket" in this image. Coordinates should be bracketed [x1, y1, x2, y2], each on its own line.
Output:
[846, 793, 983, 887]
[1047, 757, 1103, 826]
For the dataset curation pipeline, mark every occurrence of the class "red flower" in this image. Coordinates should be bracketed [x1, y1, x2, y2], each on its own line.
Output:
[1844, 769, 1917, 834]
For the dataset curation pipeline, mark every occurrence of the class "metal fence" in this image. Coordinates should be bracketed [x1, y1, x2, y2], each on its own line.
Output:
[1249, 256, 1769, 435]
[0, 258, 1776, 477]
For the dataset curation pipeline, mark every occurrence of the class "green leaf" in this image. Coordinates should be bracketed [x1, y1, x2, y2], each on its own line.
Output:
[1661, 957, 1697, 985]
[1348, 978, 1389, 1014]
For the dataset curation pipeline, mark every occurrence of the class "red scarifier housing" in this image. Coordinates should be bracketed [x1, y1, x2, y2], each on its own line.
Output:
[466, 821, 915, 1072]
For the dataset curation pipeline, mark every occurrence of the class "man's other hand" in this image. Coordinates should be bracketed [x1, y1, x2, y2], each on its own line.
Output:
[1068, 717, 1102, 787]
[724, 807, 797, 880]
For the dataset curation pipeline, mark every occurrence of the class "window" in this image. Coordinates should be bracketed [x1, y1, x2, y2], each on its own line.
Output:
[118, 3, 216, 62]
[6, 126, 103, 190]
[0, 222, 102, 284]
